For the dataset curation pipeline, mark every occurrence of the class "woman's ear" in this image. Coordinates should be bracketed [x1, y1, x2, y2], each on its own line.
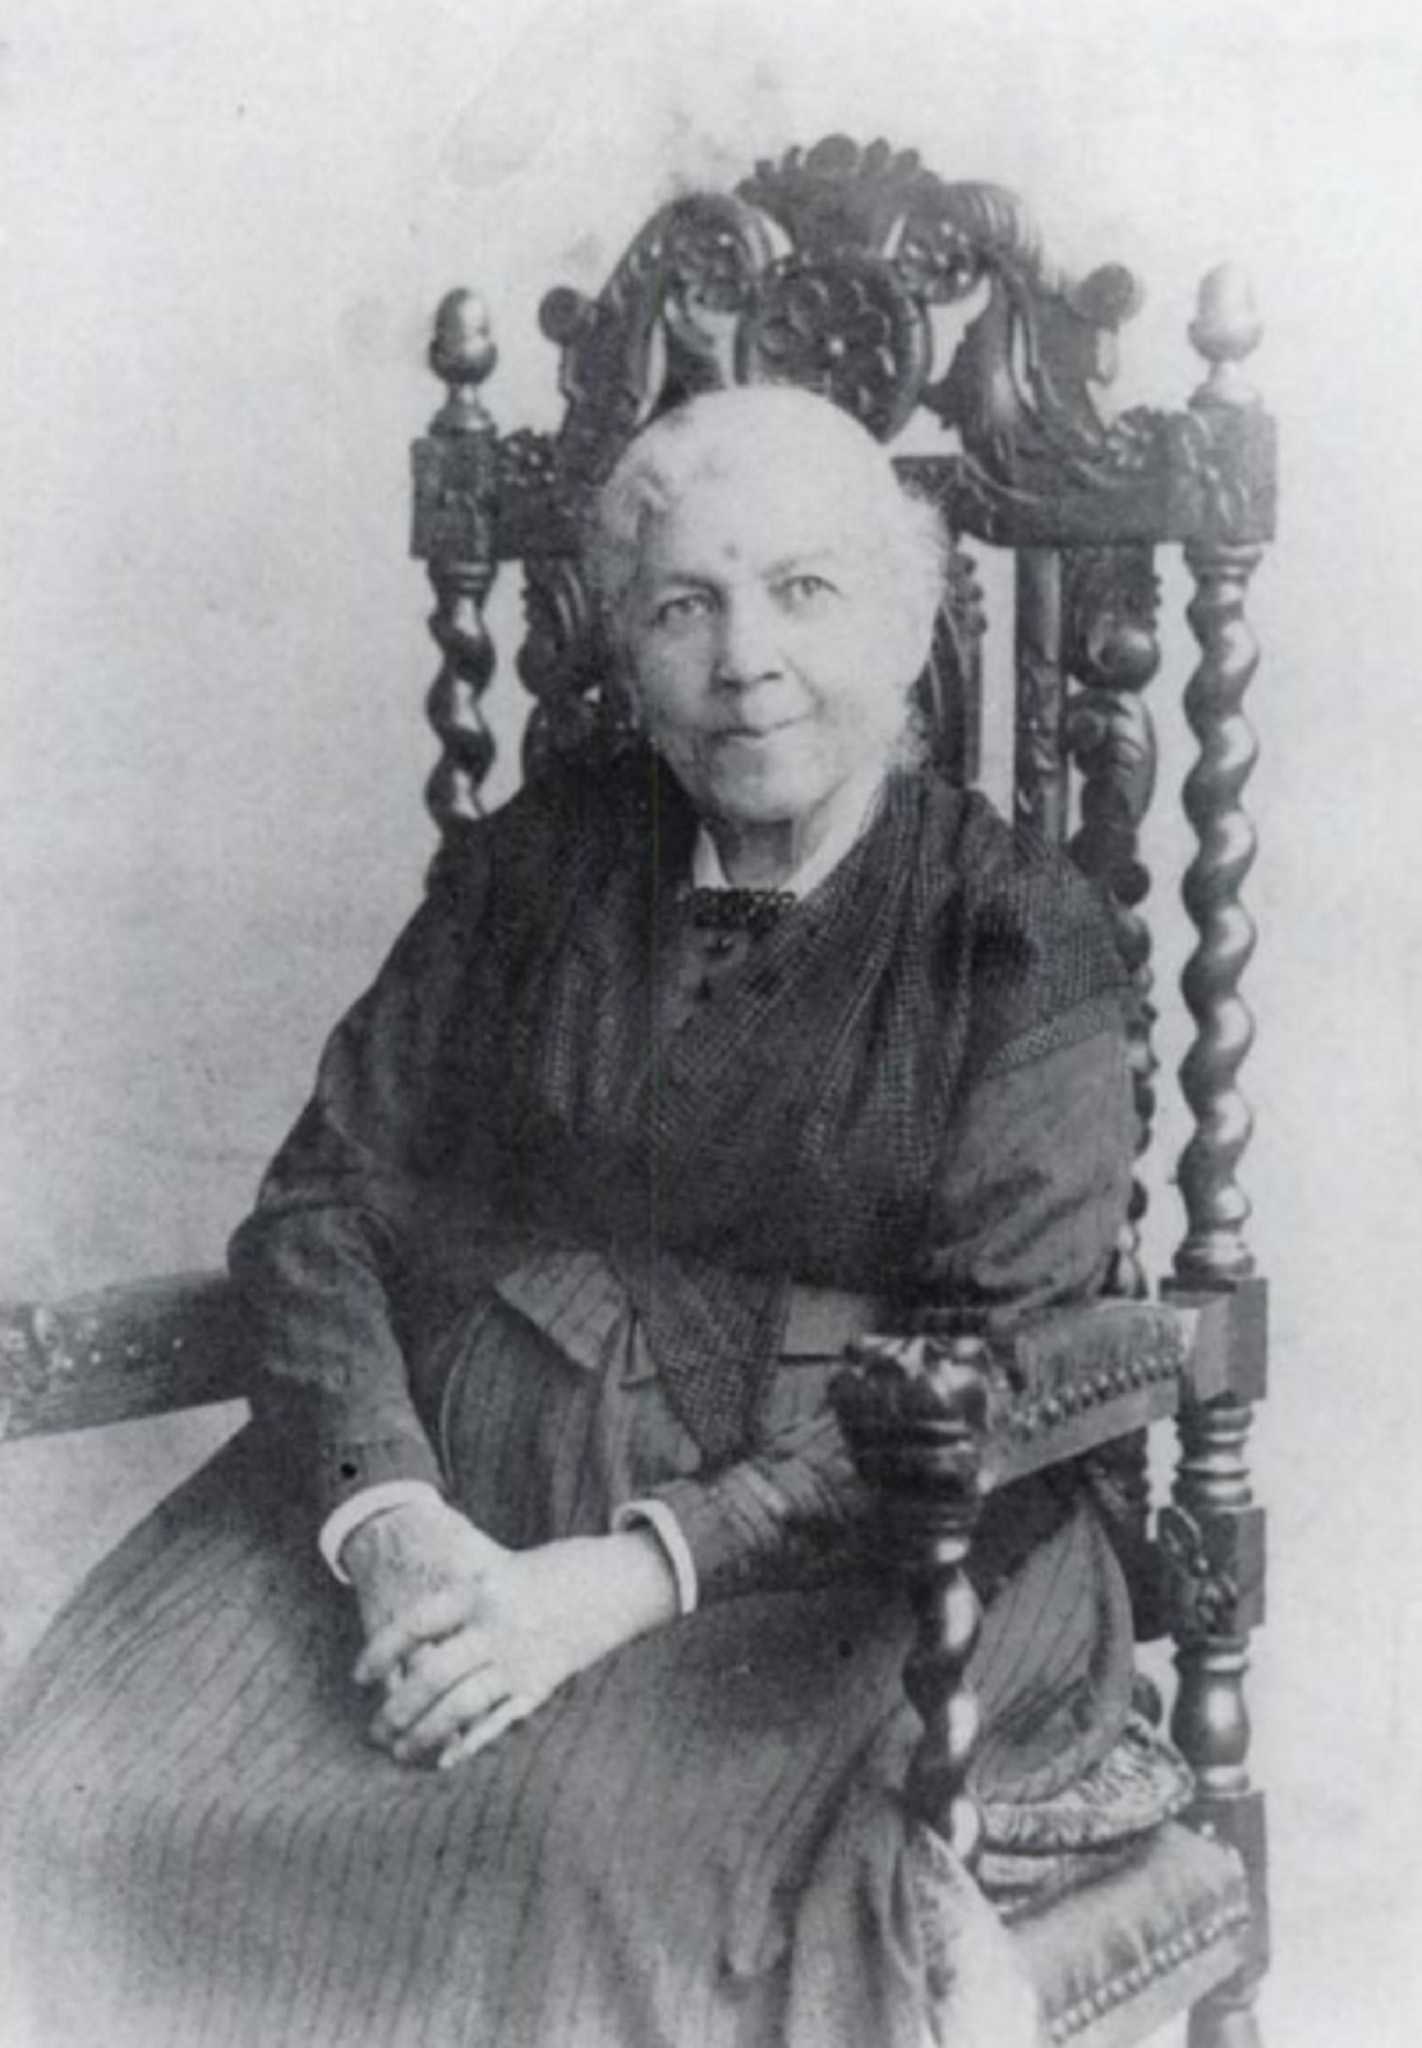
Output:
[601, 655, 644, 735]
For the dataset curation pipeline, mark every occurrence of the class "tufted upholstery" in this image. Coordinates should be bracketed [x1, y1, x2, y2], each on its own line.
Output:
[1016, 1822, 1251, 2047]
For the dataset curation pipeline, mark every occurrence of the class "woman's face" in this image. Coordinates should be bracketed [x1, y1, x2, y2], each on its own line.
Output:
[622, 456, 930, 834]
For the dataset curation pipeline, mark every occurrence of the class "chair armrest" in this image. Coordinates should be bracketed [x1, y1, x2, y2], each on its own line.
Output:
[0, 1271, 251, 1443]
[987, 1285, 1266, 1486]
[827, 1286, 1268, 1852]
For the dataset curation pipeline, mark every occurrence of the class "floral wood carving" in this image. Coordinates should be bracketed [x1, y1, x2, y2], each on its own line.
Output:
[736, 252, 930, 439]
[1157, 1502, 1242, 1640]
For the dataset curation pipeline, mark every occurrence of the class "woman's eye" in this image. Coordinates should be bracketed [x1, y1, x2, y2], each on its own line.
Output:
[777, 573, 836, 610]
[650, 591, 713, 629]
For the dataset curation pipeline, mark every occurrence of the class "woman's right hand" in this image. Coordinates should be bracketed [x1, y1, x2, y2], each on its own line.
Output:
[341, 1497, 517, 1759]
[342, 1496, 679, 1770]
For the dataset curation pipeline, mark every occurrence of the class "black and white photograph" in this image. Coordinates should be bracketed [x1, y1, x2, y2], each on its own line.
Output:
[0, 3, 1417, 2043]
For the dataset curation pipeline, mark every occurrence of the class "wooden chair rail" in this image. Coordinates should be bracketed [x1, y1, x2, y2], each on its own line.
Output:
[0, 1269, 1264, 1453]
[0, 1271, 251, 1443]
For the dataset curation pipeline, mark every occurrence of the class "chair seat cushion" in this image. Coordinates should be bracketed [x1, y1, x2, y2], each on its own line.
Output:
[1011, 1820, 1251, 2047]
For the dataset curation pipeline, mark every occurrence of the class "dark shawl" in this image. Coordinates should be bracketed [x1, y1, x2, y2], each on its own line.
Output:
[235, 753, 1127, 1469]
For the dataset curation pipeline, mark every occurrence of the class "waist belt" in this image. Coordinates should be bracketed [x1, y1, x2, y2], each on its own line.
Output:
[483, 1246, 891, 1368]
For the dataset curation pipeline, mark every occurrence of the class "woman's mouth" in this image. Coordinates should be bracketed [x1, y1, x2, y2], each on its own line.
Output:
[714, 717, 805, 742]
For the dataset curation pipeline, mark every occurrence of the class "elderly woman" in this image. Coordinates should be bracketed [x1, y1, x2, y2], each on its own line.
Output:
[0, 387, 1184, 2047]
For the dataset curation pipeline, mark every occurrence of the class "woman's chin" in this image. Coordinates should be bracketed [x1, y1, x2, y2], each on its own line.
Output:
[696, 751, 837, 828]
[702, 780, 818, 830]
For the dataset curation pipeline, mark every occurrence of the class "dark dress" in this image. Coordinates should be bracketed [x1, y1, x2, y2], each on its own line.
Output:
[0, 761, 1189, 2047]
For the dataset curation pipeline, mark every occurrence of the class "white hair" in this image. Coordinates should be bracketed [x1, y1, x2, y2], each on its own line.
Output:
[585, 385, 948, 642]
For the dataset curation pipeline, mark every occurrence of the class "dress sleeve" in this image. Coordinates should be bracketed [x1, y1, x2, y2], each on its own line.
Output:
[641, 1014, 1134, 1603]
[228, 847, 499, 1521]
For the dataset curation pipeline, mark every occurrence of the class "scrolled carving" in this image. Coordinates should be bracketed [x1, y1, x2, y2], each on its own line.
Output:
[661, 196, 765, 315]
[1062, 544, 1161, 695]
[542, 191, 775, 497]
[518, 554, 637, 780]
[739, 135, 1043, 307]
[740, 135, 1149, 498]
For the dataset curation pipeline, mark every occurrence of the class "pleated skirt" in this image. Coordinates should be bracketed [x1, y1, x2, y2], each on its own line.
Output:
[0, 1294, 1144, 2048]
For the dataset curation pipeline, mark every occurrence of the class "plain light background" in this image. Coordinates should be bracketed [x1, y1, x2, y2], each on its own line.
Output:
[2, 1, 1420, 2041]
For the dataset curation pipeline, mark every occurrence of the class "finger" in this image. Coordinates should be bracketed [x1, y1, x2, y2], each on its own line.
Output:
[437, 1696, 531, 1771]
[354, 1588, 475, 1688]
[374, 1632, 497, 1740]
[390, 1666, 516, 1761]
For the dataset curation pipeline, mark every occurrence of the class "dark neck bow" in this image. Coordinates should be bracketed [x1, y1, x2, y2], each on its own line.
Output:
[683, 886, 796, 938]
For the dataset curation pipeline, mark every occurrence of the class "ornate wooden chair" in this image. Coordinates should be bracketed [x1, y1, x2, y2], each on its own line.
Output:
[0, 135, 1273, 2048]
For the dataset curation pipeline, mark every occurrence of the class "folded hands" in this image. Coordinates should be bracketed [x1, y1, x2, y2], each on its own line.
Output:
[343, 1496, 679, 1769]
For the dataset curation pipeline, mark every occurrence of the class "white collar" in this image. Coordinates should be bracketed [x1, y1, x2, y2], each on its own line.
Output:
[690, 783, 880, 901]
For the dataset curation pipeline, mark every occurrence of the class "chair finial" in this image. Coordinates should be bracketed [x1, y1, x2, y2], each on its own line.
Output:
[428, 289, 498, 429]
[1189, 264, 1262, 408]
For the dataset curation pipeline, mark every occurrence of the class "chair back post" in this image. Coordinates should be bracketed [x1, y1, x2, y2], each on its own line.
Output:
[1175, 261, 1268, 1292]
[1164, 263, 1273, 2048]
[411, 290, 502, 865]
[1062, 542, 1164, 1302]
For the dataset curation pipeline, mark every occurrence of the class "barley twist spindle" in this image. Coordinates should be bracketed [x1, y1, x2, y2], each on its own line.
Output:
[410, 290, 501, 866]
[1176, 551, 1261, 1284]
[902, 1516, 985, 1865]
[1175, 266, 1266, 1287]
[830, 1331, 989, 1867]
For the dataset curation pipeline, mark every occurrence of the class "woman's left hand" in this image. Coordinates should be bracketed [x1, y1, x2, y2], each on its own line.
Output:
[356, 1522, 679, 1769]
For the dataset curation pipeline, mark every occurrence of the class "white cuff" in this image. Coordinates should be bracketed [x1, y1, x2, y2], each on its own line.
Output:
[612, 1498, 699, 1616]
[318, 1479, 445, 1583]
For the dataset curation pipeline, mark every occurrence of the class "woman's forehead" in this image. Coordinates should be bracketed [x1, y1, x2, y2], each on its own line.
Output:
[639, 458, 889, 579]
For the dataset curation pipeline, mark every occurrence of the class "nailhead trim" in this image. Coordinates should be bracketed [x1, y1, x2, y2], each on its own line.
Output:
[1045, 1897, 1251, 2042]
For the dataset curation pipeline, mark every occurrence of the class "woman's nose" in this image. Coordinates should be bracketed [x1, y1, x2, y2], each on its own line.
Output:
[713, 592, 782, 688]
